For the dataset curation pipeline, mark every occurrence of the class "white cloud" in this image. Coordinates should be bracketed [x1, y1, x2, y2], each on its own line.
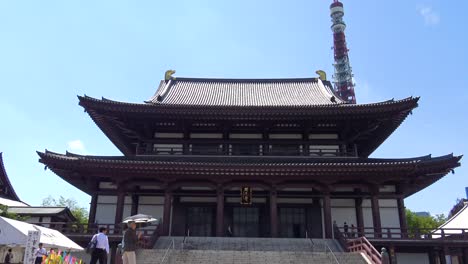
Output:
[67, 140, 86, 154]
[419, 6, 440, 26]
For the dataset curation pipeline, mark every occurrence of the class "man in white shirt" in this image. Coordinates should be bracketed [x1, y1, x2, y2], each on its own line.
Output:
[34, 243, 47, 264]
[90, 227, 109, 264]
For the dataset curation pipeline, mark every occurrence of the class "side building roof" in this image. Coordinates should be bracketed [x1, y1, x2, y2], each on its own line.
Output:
[7, 206, 76, 221]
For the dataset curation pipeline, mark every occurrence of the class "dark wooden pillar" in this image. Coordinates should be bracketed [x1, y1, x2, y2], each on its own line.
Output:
[162, 190, 172, 236]
[270, 188, 278, 237]
[115, 190, 126, 234]
[397, 198, 408, 238]
[371, 192, 382, 238]
[88, 193, 98, 224]
[110, 246, 117, 264]
[355, 198, 364, 237]
[389, 245, 397, 264]
[440, 248, 448, 264]
[323, 193, 332, 238]
[115, 191, 125, 224]
[131, 194, 139, 215]
[462, 248, 468, 264]
[216, 186, 225, 237]
[429, 249, 439, 264]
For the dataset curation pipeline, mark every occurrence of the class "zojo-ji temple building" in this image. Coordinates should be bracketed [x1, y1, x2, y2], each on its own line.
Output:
[37, 75, 466, 262]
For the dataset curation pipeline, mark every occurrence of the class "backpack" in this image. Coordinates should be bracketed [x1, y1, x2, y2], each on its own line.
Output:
[117, 230, 126, 255]
[85, 235, 97, 254]
[4, 252, 12, 264]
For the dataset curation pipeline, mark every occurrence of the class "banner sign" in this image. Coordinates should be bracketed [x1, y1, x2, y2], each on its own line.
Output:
[23, 230, 41, 264]
[240, 186, 252, 205]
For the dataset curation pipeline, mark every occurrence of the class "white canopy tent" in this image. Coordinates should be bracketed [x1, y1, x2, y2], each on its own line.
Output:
[0, 197, 28, 207]
[0, 216, 83, 251]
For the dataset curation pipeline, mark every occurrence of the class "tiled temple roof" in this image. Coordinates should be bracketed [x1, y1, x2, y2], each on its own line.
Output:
[37, 150, 462, 197]
[147, 78, 344, 106]
[38, 150, 460, 167]
[38, 150, 461, 176]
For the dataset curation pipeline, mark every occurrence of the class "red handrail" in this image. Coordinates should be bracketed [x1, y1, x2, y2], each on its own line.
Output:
[347, 237, 381, 264]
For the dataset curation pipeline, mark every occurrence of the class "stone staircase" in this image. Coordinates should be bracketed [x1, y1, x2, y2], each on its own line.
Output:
[134, 237, 367, 264]
[154, 236, 342, 252]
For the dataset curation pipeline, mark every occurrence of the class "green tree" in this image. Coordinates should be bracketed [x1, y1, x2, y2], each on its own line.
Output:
[0, 204, 28, 221]
[42, 196, 89, 224]
[405, 209, 446, 237]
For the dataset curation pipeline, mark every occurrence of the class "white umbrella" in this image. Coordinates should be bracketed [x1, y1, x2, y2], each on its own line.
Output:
[122, 214, 158, 224]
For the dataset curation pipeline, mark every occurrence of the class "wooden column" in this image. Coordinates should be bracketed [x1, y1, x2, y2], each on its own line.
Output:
[162, 190, 172, 236]
[110, 246, 117, 264]
[115, 189, 126, 234]
[115, 191, 125, 224]
[269, 188, 278, 237]
[216, 187, 225, 237]
[389, 245, 397, 264]
[440, 248, 448, 264]
[429, 249, 439, 264]
[355, 198, 365, 237]
[131, 194, 139, 215]
[397, 198, 408, 238]
[323, 193, 332, 238]
[370, 191, 382, 238]
[462, 248, 468, 264]
[88, 193, 98, 224]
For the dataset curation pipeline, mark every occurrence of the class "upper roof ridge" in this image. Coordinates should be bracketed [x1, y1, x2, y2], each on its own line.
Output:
[146, 76, 342, 106]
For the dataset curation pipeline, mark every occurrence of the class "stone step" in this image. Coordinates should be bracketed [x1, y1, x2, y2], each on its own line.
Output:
[136, 249, 367, 264]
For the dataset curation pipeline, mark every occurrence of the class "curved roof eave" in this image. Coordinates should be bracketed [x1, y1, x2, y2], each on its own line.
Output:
[78, 95, 419, 115]
[0, 153, 21, 201]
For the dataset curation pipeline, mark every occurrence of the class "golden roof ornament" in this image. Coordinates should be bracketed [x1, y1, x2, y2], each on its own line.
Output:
[165, 70, 176, 81]
[316, 70, 327, 81]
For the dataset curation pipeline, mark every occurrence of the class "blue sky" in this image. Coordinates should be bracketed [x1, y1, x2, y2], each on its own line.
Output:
[0, 0, 466, 216]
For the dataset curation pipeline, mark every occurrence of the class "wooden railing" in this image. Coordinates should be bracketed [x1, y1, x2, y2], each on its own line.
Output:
[147, 143, 357, 157]
[335, 226, 468, 240]
[334, 226, 468, 264]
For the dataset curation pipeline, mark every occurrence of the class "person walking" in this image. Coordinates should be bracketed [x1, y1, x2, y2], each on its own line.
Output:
[4, 248, 13, 264]
[343, 222, 349, 238]
[34, 243, 47, 264]
[122, 221, 141, 264]
[350, 224, 356, 238]
[90, 227, 109, 264]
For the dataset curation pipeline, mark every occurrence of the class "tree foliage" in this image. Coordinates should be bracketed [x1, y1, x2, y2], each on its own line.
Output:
[42, 196, 89, 224]
[406, 209, 446, 235]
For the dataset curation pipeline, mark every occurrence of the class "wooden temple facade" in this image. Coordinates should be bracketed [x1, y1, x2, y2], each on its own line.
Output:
[38, 77, 461, 241]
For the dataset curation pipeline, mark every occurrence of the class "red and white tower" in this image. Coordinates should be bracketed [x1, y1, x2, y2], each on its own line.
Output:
[330, 0, 356, 104]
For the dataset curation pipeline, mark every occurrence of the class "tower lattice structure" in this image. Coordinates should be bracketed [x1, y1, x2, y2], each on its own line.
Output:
[330, 0, 356, 104]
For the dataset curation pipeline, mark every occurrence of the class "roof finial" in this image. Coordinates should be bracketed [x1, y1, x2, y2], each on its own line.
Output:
[316, 70, 327, 81]
[165, 70, 176, 81]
